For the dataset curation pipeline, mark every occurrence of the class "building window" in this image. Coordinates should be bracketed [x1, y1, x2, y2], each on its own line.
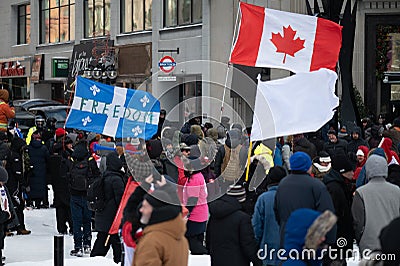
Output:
[121, 0, 152, 33]
[164, 0, 202, 27]
[84, 0, 111, 37]
[17, 4, 31, 44]
[40, 0, 75, 44]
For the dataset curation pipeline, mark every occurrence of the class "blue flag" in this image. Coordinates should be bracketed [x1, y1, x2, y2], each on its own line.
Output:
[65, 76, 160, 139]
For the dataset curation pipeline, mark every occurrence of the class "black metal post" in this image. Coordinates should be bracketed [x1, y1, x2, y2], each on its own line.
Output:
[54, 235, 64, 266]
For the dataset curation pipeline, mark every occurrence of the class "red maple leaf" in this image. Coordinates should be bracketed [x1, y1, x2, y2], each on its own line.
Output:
[270, 25, 305, 64]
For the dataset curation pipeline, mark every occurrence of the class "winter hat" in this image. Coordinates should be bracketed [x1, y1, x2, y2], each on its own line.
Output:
[129, 157, 153, 181]
[145, 190, 172, 209]
[318, 151, 331, 163]
[356, 149, 365, 156]
[327, 129, 337, 136]
[179, 143, 191, 151]
[267, 166, 287, 184]
[331, 155, 353, 173]
[144, 189, 181, 226]
[0, 167, 8, 183]
[365, 154, 388, 180]
[393, 117, 400, 128]
[55, 128, 66, 138]
[206, 128, 218, 142]
[289, 152, 312, 172]
[190, 125, 204, 140]
[106, 152, 123, 172]
[226, 185, 246, 203]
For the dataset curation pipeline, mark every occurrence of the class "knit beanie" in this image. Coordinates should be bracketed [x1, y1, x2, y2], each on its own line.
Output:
[365, 154, 388, 180]
[267, 166, 287, 184]
[289, 152, 312, 172]
[226, 185, 246, 203]
[0, 167, 8, 183]
[55, 128, 66, 138]
[331, 155, 353, 173]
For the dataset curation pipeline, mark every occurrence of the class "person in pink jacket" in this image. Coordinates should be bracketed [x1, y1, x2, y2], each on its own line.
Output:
[183, 150, 209, 255]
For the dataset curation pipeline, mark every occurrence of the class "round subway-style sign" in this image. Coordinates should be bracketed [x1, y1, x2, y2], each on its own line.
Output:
[158, 56, 177, 73]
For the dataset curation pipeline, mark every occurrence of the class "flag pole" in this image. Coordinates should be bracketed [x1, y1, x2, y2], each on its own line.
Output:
[220, 3, 241, 122]
[245, 140, 253, 182]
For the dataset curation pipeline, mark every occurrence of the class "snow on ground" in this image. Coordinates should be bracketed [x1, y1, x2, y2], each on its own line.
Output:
[4, 207, 210, 266]
[2, 188, 359, 266]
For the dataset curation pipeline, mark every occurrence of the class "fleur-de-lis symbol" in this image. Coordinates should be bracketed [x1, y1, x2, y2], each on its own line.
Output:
[132, 126, 143, 137]
[90, 85, 100, 96]
[82, 116, 92, 126]
[140, 95, 150, 108]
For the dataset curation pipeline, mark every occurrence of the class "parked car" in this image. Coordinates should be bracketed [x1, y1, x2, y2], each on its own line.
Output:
[13, 99, 62, 112]
[28, 105, 70, 128]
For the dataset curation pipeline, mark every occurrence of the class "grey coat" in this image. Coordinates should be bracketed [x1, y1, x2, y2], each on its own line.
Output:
[352, 178, 400, 253]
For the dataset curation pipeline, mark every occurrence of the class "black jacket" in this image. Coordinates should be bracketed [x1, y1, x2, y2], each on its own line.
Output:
[323, 139, 348, 158]
[323, 169, 354, 253]
[94, 170, 125, 232]
[274, 172, 336, 246]
[27, 139, 50, 199]
[206, 195, 262, 266]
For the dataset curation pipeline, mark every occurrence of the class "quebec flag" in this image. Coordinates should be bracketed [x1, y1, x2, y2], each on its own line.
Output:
[65, 76, 160, 139]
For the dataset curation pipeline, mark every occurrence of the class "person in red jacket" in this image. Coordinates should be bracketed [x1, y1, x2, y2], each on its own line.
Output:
[0, 90, 15, 132]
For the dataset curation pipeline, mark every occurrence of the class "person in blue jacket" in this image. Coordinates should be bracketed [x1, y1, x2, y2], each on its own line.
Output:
[252, 166, 287, 266]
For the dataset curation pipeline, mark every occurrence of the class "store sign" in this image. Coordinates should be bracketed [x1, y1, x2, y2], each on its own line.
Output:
[52, 58, 69, 78]
[68, 40, 114, 88]
[158, 56, 176, 73]
[31, 54, 43, 83]
[158, 76, 177, 82]
[0, 61, 26, 77]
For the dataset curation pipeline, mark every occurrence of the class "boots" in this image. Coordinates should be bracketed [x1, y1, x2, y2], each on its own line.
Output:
[17, 228, 31, 235]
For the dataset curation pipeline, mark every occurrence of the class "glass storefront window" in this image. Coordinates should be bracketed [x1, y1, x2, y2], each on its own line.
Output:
[387, 33, 400, 72]
[40, 0, 75, 44]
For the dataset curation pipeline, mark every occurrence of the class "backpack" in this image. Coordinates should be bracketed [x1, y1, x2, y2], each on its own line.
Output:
[87, 176, 106, 212]
[221, 144, 242, 181]
[69, 159, 90, 191]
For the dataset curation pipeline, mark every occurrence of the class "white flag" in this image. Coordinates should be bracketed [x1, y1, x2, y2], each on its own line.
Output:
[251, 68, 339, 141]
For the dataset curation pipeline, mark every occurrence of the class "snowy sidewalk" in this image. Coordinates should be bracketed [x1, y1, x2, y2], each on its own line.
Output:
[3, 207, 360, 265]
[4, 208, 210, 266]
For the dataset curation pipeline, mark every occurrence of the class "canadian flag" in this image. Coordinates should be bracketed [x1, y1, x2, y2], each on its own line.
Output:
[230, 2, 342, 73]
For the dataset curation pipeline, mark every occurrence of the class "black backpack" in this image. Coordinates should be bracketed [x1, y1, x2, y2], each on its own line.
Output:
[69, 159, 90, 191]
[87, 176, 106, 212]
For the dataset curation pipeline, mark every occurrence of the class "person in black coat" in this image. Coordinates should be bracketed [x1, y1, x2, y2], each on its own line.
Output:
[323, 155, 355, 265]
[90, 152, 125, 263]
[49, 136, 73, 235]
[6, 137, 31, 235]
[27, 132, 50, 208]
[323, 130, 348, 158]
[274, 152, 336, 247]
[206, 194, 262, 266]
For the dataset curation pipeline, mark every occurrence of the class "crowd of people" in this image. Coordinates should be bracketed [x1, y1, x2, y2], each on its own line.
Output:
[0, 93, 399, 266]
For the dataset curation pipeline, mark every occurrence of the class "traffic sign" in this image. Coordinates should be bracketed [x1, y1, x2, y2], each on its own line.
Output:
[158, 56, 176, 73]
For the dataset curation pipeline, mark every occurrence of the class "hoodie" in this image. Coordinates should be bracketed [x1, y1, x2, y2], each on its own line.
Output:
[133, 215, 189, 266]
[283, 209, 322, 266]
[356, 147, 386, 188]
[352, 155, 400, 253]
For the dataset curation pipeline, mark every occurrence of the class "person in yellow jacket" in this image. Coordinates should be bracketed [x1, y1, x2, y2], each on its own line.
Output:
[0, 90, 15, 132]
[26, 116, 45, 145]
